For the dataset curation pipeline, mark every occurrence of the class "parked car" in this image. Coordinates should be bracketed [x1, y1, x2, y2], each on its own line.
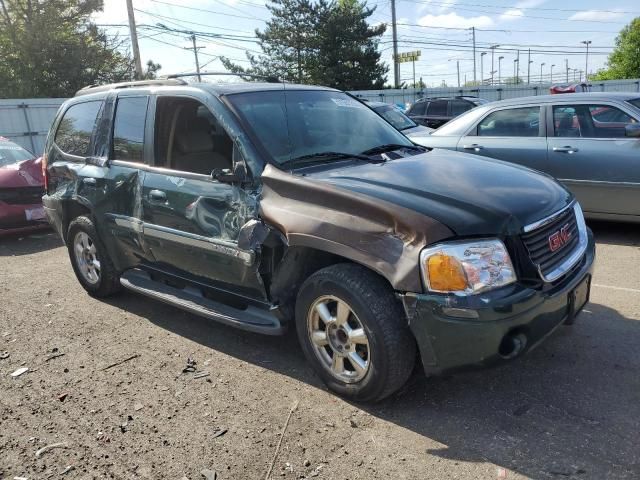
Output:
[406, 96, 488, 128]
[43, 79, 594, 401]
[550, 83, 590, 94]
[365, 101, 434, 139]
[416, 92, 640, 223]
[0, 137, 47, 236]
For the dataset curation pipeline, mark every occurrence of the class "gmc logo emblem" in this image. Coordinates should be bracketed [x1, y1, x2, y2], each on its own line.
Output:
[548, 224, 572, 252]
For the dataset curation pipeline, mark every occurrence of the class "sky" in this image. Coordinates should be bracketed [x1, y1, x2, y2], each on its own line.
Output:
[94, 0, 640, 87]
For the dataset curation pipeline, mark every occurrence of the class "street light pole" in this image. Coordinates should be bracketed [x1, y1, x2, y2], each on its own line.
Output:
[550, 64, 555, 84]
[513, 59, 517, 83]
[498, 56, 504, 84]
[581, 40, 592, 81]
[490, 44, 499, 85]
[480, 52, 486, 85]
[540, 62, 545, 84]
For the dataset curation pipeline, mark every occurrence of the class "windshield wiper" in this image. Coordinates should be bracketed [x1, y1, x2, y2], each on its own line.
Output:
[361, 143, 426, 155]
[280, 151, 382, 169]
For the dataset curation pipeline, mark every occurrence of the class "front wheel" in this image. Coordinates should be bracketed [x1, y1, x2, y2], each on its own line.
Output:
[67, 215, 121, 297]
[295, 264, 416, 402]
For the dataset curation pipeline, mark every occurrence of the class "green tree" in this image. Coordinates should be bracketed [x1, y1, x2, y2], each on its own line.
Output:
[0, 0, 156, 98]
[312, 0, 387, 89]
[221, 0, 387, 89]
[593, 17, 640, 80]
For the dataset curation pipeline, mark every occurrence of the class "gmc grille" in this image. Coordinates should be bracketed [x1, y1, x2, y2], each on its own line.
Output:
[522, 205, 580, 281]
[0, 186, 44, 205]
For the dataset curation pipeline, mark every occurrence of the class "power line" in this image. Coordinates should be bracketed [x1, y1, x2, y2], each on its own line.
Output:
[149, 0, 266, 22]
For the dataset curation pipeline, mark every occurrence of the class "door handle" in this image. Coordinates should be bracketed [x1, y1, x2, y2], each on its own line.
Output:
[463, 144, 484, 151]
[148, 189, 167, 201]
[553, 146, 579, 154]
[82, 177, 97, 186]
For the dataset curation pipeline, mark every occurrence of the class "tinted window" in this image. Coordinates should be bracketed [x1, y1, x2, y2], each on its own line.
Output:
[228, 90, 412, 165]
[0, 140, 34, 167]
[112, 96, 148, 162]
[478, 107, 540, 137]
[55, 101, 102, 157]
[409, 101, 427, 116]
[554, 104, 638, 138]
[427, 100, 447, 116]
[627, 98, 640, 110]
[450, 100, 471, 116]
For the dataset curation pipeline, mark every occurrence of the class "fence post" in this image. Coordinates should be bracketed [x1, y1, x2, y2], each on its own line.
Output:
[18, 103, 36, 153]
[497, 88, 503, 100]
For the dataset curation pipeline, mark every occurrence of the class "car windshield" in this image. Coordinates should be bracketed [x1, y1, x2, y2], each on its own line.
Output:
[373, 104, 417, 131]
[0, 140, 35, 167]
[627, 98, 640, 110]
[227, 90, 413, 166]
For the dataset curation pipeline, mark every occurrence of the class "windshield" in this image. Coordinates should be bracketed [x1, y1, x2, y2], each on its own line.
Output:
[0, 140, 35, 167]
[227, 90, 413, 166]
[374, 105, 417, 131]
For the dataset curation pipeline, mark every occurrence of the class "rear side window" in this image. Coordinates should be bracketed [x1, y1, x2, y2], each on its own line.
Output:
[478, 107, 540, 137]
[628, 98, 640, 110]
[427, 100, 447, 116]
[112, 96, 149, 162]
[409, 101, 427, 116]
[54, 101, 102, 157]
[450, 99, 471, 116]
[554, 104, 638, 138]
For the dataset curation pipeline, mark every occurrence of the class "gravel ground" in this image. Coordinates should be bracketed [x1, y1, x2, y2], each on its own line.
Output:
[1, 221, 639, 480]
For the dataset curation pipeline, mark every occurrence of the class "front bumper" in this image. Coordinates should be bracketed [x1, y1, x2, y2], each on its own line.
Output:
[402, 228, 596, 376]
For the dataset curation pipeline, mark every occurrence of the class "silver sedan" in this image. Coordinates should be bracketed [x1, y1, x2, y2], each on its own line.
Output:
[413, 92, 640, 223]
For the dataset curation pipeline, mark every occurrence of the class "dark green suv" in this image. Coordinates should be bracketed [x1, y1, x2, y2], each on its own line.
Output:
[43, 78, 595, 401]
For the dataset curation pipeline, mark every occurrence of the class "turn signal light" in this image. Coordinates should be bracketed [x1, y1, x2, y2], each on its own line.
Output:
[41, 153, 49, 193]
[427, 254, 468, 291]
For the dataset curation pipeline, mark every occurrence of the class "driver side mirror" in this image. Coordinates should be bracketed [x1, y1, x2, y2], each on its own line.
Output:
[625, 123, 640, 138]
[212, 162, 248, 184]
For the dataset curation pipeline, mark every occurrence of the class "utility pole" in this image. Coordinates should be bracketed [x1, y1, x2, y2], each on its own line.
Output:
[516, 50, 520, 82]
[185, 34, 203, 82]
[498, 56, 504, 84]
[513, 59, 517, 83]
[581, 40, 591, 81]
[480, 52, 486, 85]
[490, 44, 499, 85]
[540, 62, 545, 84]
[457, 60, 460, 87]
[471, 27, 477, 83]
[527, 49, 531, 84]
[126, 0, 143, 80]
[391, 0, 399, 88]
[565, 59, 569, 82]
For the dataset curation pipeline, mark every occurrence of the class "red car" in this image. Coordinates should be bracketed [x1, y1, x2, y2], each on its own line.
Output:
[0, 137, 48, 236]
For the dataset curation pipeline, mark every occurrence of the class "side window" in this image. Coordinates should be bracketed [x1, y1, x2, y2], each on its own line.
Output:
[427, 100, 447, 117]
[451, 100, 470, 116]
[554, 104, 638, 138]
[478, 107, 540, 137]
[54, 101, 102, 157]
[154, 96, 233, 175]
[112, 96, 148, 162]
[409, 101, 427, 116]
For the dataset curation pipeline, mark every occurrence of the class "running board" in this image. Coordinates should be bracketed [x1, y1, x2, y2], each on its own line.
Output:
[120, 270, 284, 335]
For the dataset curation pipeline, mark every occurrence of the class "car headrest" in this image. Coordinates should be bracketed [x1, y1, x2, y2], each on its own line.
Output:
[174, 117, 213, 153]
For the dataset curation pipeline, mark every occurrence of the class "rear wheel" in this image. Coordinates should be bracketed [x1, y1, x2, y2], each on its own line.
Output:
[296, 264, 416, 402]
[67, 216, 120, 297]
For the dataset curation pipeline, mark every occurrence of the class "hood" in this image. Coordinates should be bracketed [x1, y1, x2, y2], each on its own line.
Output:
[303, 149, 573, 236]
[404, 125, 434, 137]
[0, 157, 43, 189]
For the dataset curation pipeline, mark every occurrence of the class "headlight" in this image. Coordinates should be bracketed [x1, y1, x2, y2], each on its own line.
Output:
[420, 239, 516, 295]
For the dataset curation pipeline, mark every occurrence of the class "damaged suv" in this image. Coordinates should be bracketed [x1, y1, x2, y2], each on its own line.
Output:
[43, 78, 595, 401]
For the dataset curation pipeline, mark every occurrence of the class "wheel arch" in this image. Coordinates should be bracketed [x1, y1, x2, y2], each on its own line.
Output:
[61, 198, 93, 242]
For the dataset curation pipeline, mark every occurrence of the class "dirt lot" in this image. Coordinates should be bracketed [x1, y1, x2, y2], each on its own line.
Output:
[1, 221, 639, 480]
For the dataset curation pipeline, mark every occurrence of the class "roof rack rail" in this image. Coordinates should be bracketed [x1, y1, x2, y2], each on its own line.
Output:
[75, 78, 187, 97]
[165, 71, 283, 83]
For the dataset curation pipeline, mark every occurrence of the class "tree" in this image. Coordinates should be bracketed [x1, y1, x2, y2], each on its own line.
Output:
[592, 17, 640, 80]
[312, 0, 387, 90]
[0, 0, 157, 98]
[221, 0, 387, 89]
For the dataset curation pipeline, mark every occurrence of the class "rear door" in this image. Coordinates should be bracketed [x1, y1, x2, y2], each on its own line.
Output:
[546, 102, 640, 216]
[140, 93, 266, 301]
[456, 105, 549, 173]
[425, 100, 449, 128]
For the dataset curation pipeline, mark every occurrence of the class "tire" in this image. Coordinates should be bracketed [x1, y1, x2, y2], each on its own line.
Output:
[67, 215, 121, 298]
[295, 263, 416, 402]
